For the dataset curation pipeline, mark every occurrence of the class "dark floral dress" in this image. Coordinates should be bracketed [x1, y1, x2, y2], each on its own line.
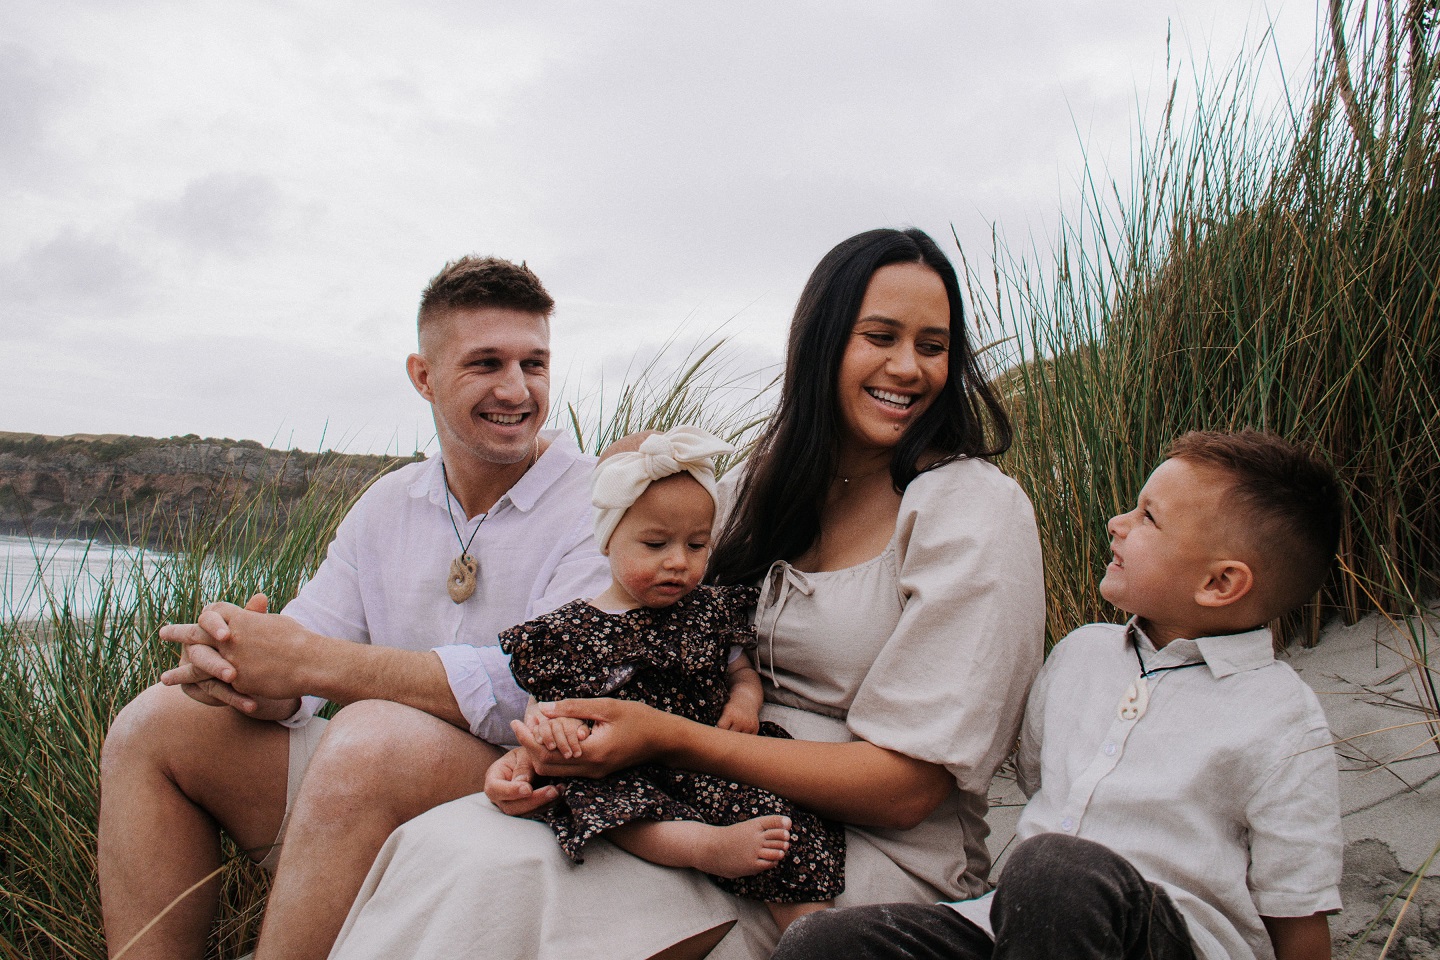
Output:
[499, 584, 846, 903]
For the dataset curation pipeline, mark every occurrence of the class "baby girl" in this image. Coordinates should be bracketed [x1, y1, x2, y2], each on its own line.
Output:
[496, 425, 844, 932]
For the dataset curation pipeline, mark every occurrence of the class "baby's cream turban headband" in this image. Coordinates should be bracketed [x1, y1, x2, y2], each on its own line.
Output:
[592, 425, 735, 550]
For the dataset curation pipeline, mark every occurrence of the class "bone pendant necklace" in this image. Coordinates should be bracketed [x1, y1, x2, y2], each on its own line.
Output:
[1118, 674, 1150, 721]
[447, 554, 479, 603]
[1118, 633, 1205, 720]
[442, 462, 486, 604]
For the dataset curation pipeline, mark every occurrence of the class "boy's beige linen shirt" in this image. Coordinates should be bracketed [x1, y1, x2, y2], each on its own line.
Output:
[1009, 621, 1342, 960]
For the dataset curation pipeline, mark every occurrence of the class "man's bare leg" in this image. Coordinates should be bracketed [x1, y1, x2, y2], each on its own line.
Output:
[99, 683, 290, 960]
[253, 700, 499, 960]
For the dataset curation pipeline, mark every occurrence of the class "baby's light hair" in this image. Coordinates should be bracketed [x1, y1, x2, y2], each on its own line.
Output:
[597, 431, 659, 464]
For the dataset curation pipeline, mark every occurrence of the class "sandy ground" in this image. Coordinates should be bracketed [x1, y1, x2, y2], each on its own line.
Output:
[983, 611, 1440, 958]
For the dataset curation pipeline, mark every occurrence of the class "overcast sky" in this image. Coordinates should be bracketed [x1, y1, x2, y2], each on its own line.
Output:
[2, 1, 1320, 454]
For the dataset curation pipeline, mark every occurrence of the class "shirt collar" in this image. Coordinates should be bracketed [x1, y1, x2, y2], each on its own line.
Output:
[1126, 617, 1275, 679]
[408, 429, 586, 514]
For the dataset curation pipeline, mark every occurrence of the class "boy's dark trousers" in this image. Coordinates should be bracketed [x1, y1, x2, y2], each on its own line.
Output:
[771, 834, 1198, 960]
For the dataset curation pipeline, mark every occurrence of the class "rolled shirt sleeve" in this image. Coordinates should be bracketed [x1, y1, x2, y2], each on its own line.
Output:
[432, 644, 532, 746]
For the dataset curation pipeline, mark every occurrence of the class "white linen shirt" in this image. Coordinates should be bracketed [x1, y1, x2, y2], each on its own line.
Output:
[1000, 620, 1343, 960]
[279, 430, 610, 745]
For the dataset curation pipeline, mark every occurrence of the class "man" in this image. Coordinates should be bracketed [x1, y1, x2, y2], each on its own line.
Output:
[98, 257, 609, 960]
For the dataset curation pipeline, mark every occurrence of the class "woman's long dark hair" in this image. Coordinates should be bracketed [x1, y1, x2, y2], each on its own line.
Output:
[708, 227, 1013, 586]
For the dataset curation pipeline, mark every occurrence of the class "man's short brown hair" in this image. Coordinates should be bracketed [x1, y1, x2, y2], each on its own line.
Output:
[417, 256, 555, 342]
[1168, 429, 1342, 619]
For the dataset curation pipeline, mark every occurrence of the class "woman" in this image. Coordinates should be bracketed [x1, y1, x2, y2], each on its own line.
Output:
[328, 228, 1046, 960]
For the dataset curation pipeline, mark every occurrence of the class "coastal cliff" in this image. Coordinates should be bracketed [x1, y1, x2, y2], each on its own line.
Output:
[0, 431, 419, 547]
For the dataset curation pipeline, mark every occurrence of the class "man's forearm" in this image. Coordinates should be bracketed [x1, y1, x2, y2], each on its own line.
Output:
[299, 638, 467, 729]
[173, 603, 472, 729]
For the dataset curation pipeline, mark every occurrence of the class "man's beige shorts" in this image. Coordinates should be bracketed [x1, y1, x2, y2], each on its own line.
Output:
[256, 717, 329, 873]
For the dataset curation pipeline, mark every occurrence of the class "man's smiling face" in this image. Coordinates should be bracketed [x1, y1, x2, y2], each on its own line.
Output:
[408, 306, 551, 468]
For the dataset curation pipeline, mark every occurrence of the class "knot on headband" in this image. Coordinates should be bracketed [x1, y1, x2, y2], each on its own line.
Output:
[592, 425, 734, 550]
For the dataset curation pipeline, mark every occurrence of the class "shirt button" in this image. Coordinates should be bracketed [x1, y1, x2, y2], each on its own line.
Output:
[1060, 817, 1075, 831]
[1104, 742, 1117, 756]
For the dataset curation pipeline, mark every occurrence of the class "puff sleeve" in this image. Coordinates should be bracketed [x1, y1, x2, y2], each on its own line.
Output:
[846, 458, 1046, 794]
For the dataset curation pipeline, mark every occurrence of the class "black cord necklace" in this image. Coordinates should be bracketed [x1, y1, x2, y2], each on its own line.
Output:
[1132, 640, 1206, 679]
[442, 461, 486, 603]
[1117, 631, 1205, 720]
[439, 439, 541, 603]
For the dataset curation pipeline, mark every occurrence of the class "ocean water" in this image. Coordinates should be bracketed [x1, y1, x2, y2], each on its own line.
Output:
[0, 534, 167, 621]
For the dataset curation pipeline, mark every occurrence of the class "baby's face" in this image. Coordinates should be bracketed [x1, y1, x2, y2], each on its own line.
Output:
[605, 474, 715, 609]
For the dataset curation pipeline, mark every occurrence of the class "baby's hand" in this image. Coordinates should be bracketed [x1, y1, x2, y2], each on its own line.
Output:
[525, 699, 590, 758]
[485, 746, 560, 816]
[717, 701, 761, 735]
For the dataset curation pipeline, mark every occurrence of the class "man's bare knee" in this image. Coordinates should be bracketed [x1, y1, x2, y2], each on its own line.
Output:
[297, 700, 494, 824]
[102, 683, 205, 781]
[102, 683, 289, 847]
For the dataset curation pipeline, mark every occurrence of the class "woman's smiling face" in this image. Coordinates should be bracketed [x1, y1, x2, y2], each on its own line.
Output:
[835, 261, 951, 457]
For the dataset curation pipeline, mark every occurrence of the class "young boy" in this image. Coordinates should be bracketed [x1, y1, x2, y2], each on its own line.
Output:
[772, 430, 1344, 960]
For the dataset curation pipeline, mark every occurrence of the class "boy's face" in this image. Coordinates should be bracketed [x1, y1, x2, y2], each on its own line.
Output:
[1100, 457, 1234, 637]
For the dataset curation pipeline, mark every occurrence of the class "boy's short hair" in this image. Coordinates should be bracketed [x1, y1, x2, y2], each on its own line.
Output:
[1168, 429, 1342, 618]
[417, 256, 555, 341]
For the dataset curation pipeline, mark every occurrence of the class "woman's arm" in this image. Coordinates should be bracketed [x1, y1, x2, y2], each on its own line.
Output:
[529, 698, 953, 829]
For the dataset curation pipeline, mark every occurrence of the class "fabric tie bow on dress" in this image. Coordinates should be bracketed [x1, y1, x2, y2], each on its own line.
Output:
[591, 425, 735, 549]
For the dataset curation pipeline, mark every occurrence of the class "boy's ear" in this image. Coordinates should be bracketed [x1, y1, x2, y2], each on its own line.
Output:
[1195, 560, 1254, 608]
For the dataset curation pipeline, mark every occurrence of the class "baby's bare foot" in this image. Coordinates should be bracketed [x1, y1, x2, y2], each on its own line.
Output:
[690, 815, 792, 878]
[604, 815, 792, 877]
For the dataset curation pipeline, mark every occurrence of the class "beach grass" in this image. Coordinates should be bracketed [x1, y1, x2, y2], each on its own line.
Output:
[0, 472, 358, 958]
[1, 1, 1437, 957]
[969, 0, 1439, 658]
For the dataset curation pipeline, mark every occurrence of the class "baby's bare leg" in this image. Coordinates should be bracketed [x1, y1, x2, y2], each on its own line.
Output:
[768, 901, 832, 935]
[607, 816, 792, 879]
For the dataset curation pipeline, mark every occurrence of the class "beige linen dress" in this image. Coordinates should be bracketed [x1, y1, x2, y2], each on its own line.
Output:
[327, 457, 1046, 960]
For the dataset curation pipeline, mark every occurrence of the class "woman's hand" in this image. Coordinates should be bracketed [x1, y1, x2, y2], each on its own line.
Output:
[522, 698, 678, 777]
[530, 697, 952, 828]
[522, 698, 590, 758]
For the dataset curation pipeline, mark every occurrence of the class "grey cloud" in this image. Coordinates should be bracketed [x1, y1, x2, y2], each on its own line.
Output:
[0, 42, 83, 176]
[144, 173, 284, 257]
[0, 0, 1318, 453]
[458, 4, 1108, 307]
[0, 228, 152, 331]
